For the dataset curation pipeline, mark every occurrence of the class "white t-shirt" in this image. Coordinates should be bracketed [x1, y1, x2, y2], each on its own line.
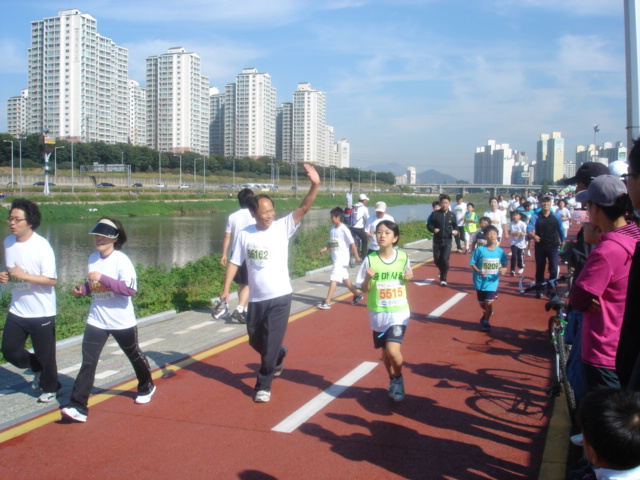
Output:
[86, 250, 137, 330]
[557, 207, 571, 230]
[483, 209, 508, 238]
[509, 199, 519, 211]
[453, 202, 467, 226]
[4, 232, 57, 318]
[498, 200, 509, 211]
[329, 223, 355, 266]
[225, 208, 255, 237]
[365, 214, 395, 251]
[509, 220, 528, 248]
[230, 213, 298, 302]
[353, 203, 370, 228]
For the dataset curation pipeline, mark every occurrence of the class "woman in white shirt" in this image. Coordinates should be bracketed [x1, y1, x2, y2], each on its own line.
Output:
[61, 218, 155, 423]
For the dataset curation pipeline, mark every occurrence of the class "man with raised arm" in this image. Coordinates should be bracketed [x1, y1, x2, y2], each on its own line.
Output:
[220, 164, 320, 403]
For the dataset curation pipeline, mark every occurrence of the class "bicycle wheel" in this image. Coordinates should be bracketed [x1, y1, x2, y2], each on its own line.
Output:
[555, 325, 577, 417]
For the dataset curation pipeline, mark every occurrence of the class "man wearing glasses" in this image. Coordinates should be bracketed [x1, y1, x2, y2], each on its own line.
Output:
[0, 198, 59, 402]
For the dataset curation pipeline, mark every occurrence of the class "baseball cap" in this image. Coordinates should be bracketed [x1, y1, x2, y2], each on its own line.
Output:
[575, 175, 627, 206]
[375, 201, 387, 212]
[359, 193, 369, 201]
[540, 194, 553, 202]
[564, 162, 610, 185]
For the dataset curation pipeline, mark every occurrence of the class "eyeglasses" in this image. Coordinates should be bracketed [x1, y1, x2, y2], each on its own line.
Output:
[7, 217, 26, 224]
[621, 172, 640, 180]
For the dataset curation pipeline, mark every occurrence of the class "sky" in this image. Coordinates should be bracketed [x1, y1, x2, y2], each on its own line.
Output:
[0, 0, 627, 180]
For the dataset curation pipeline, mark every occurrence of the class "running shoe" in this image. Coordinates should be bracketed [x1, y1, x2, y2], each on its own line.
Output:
[61, 407, 87, 423]
[274, 346, 288, 377]
[231, 309, 246, 324]
[254, 390, 271, 403]
[511, 270, 516, 276]
[517, 268, 524, 274]
[440, 281, 447, 287]
[481, 319, 491, 332]
[351, 294, 363, 305]
[135, 385, 157, 404]
[38, 387, 62, 403]
[316, 302, 331, 310]
[391, 377, 405, 402]
[32, 370, 41, 390]
[387, 378, 396, 399]
[526, 250, 531, 257]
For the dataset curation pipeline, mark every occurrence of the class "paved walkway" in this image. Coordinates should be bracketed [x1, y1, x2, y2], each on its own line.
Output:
[0, 237, 573, 479]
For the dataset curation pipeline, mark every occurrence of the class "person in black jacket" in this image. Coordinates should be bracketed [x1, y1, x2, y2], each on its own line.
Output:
[426, 194, 458, 286]
[617, 138, 640, 391]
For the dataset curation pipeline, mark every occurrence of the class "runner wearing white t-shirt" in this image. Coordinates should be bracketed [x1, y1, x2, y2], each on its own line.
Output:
[221, 188, 256, 323]
[484, 197, 509, 244]
[61, 218, 155, 423]
[365, 201, 395, 253]
[0, 199, 59, 403]
[221, 164, 320, 403]
[316, 207, 363, 309]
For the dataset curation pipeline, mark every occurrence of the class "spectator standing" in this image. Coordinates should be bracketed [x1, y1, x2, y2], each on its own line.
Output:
[351, 193, 370, 260]
[453, 194, 467, 253]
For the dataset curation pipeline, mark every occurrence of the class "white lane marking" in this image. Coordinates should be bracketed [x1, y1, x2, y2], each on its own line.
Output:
[95, 370, 120, 380]
[426, 292, 467, 318]
[188, 321, 216, 330]
[415, 279, 435, 286]
[174, 329, 190, 335]
[110, 337, 164, 354]
[272, 361, 378, 434]
[218, 327, 235, 333]
[297, 287, 313, 293]
[59, 362, 82, 374]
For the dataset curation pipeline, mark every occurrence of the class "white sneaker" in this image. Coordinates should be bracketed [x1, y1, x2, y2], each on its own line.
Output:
[135, 385, 156, 404]
[254, 390, 271, 403]
[61, 407, 87, 423]
[517, 268, 524, 274]
[440, 281, 447, 286]
[526, 250, 531, 257]
[38, 387, 61, 403]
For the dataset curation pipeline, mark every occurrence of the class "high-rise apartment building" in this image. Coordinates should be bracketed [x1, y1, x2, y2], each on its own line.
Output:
[209, 87, 224, 156]
[128, 80, 147, 146]
[545, 132, 564, 183]
[146, 47, 210, 154]
[276, 102, 293, 163]
[293, 82, 326, 165]
[324, 125, 336, 167]
[26, 9, 129, 143]
[535, 134, 550, 184]
[6, 89, 28, 136]
[336, 138, 350, 168]
[407, 167, 416, 185]
[232, 68, 276, 158]
[601, 141, 627, 164]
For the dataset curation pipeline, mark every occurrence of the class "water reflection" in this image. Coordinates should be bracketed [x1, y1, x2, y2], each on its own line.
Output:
[0, 202, 432, 284]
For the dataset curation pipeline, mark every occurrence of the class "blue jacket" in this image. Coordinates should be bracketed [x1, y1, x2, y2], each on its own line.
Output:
[526, 210, 565, 243]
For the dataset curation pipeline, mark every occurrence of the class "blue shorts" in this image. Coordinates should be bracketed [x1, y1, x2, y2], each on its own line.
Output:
[476, 291, 497, 303]
[373, 325, 406, 349]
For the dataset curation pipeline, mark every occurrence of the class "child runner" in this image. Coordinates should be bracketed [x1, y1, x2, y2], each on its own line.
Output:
[463, 202, 478, 254]
[509, 210, 527, 275]
[470, 225, 508, 332]
[556, 198, 571, 240]
[484, 197, 509, 245]
[357, 220, 413, 402]
[469, 216, 491, 254]
[317, 207, 363, 309]
[61, 218, 156, 423]
[520, 201, 534, 256]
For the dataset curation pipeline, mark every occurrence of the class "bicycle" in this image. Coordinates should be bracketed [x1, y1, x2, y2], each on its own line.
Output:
[519, 274, 577, 421]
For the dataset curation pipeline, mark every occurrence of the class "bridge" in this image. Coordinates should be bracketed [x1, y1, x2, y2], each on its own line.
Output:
[408, 183, 565, 197]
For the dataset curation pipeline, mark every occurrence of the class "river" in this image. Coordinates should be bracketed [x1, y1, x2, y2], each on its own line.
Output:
[1, 203, 432, 284]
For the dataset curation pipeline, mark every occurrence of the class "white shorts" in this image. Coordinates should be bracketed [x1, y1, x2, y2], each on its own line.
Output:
[330, 263, 350, 282]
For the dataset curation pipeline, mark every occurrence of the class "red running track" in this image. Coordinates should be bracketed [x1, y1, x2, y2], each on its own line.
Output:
[0, 246, 561, 479]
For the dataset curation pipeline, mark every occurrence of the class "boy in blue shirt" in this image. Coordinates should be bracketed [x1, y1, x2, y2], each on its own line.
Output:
[470, 225, 508, 332]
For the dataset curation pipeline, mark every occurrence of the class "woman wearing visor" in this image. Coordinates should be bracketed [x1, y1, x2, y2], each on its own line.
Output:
[61, 218, 155, 423]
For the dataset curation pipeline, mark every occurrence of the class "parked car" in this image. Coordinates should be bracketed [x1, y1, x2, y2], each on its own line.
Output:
[33, 181, 56, 186]
[156, 183, 167, 188]
[132, 183, 143, 188]
[5, 182, 18, 187]
[97, 182, 116, 188]
[179, 184, 190, 189]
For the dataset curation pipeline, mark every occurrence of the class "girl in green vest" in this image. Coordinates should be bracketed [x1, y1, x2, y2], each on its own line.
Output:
[357, 220, 412, 402]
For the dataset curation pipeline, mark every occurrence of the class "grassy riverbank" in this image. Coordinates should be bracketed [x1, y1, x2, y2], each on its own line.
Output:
[0, 218, 427, 363]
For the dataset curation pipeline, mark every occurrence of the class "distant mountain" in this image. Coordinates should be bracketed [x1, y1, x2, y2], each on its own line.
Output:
[416, 169, 458, 184]
[367, 163, 459, 184]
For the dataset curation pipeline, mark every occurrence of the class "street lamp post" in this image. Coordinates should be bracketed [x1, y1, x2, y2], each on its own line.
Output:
[593, 124, 600, 160]
[3, 140, 14, 185]
[17, 135, 24, 194]
[203, 156, 207, 194]
[232, 157, 236, 189]
[71, 140, 75, 194]
[173, 154, 182, 186]
[54, 146, 65, 184]
[193, 158, 197, 186]
[158, 150, 162, 188]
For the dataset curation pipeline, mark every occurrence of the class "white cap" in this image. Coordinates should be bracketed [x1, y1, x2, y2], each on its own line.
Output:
[359, 193, 369, 201]
[375, 201, 387, 212]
